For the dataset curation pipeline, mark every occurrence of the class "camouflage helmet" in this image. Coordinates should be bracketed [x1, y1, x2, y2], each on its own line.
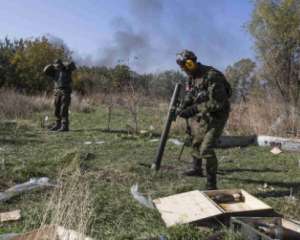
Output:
[176, 49, 197, 66]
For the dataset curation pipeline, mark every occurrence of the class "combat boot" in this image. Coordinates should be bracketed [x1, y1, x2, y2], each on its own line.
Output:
[57, 122, 69, 132]
[183, 157, 204, 177]
[49, 121, 61, 131]
[206, 173, 217, 190]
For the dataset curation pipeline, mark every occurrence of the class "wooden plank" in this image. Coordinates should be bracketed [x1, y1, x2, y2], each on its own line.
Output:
[153, 190, 222, 227]
[10, 225, 93, 240]
[0, 210, 21, 223]
[282, 219, 300, 233]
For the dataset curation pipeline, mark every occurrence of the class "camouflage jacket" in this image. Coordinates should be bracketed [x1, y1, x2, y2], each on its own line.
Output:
[54, 68, 72, 90]
[54, 62, 76, 91]
[189, 64, 231, 119]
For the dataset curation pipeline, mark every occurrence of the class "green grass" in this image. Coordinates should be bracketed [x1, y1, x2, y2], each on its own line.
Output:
[0, 105, 300, 239]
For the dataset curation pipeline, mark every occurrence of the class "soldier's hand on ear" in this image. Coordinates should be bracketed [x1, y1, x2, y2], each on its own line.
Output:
[179, 105, 199, 118]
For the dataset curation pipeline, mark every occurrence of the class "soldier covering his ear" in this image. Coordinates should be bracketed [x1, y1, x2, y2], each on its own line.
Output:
[43, 59, 77, 132]
[176, 49, 231, 190]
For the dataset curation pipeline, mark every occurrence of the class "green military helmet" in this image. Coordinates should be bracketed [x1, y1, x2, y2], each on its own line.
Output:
[176, 49, 198, 72]
[176, 49, 197, 66]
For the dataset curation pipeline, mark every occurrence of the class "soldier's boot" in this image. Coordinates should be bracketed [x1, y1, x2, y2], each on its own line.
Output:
[183, 157, 204, 177]
[57, 122, 69, 132]
[49, 121, 61, 131]
[206, 173, 217, 190]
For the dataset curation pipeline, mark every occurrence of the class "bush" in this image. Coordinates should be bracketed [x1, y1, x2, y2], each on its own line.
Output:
[0, 89, 52, 119]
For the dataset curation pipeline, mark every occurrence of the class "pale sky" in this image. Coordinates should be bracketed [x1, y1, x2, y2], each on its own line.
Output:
[0, 0, 255, 73]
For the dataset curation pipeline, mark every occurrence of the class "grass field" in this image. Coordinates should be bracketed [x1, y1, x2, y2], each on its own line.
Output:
[0, 105, 300, 239]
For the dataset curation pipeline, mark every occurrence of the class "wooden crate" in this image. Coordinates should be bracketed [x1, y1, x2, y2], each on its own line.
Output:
[153, 189, 274, 227]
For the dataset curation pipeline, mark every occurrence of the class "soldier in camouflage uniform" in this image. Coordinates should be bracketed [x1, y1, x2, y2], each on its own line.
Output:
[176, 50, 231, 190]
[43, 59, 76, 132]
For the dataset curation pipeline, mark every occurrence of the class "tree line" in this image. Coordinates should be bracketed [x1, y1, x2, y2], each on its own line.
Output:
[0, 0, 299, 106]
[0, 35, 256, 101]
[0, 36, 187, 98]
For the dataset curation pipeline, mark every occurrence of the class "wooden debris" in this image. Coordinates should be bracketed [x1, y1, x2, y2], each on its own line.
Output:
[0, 210, 21, 223]
[270, 147, 282, 155]
[9, 225, 93, 240]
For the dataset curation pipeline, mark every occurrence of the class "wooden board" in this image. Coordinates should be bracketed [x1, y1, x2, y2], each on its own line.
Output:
[0, 210, 21, 222]
[153, 190, 222, 227]
[282, 219, 300, 233]
[11, 225, 93, 240]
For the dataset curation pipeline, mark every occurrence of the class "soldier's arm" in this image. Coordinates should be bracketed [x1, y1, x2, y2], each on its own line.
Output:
[196, 72, 229, 114]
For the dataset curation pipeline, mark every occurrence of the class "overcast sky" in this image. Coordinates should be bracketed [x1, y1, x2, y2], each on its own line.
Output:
[0, 0, 255, 73]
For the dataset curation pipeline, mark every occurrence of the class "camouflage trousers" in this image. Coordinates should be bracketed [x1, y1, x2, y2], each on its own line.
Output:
[191, 113, 229, 178]
[54, 89, 71, 124]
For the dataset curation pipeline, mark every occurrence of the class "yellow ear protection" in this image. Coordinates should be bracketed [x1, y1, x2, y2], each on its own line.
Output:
[176, 50, 198, 71]
[185, 59, 197, 71]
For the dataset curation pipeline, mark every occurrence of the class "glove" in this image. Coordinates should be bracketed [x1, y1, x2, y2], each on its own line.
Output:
[179, 105, 199, 119]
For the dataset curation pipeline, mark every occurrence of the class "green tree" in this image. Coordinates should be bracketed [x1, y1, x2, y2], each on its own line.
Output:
[248, 0, 300, 112]
[10, 36, 70, 93]
[111, 64, 131, 91]
[150, 70, 186, 97]
[0, 38, 22, 88]
[225, 58, 256, 102]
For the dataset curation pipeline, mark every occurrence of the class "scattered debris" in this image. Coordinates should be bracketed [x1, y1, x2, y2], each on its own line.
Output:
[130, 184, 155, 209]
[270, 147, 282, 155]
[5, 225, 93, 240]
[0, 177, 56, 203]
[149, 139, 159, 143]
[41, 115, 49, 129]
[0, 233, 19, 240]
[0, 210, 21, 223]
[168, 138, 183, 146]
[140, 130, 148, 135]
[257, 135, 300, 152]
[231, 217, 300, 240]
[258, 183, 274, 192]
[84, 141, 105, 145]
[285, 188, 297, 203]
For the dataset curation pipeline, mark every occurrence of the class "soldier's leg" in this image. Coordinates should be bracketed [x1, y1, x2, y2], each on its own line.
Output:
[50, 91, 62, 131]
[199, 120, 227, 190]
[58, 92, 71, 132]
[183, 122, 206, 176]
